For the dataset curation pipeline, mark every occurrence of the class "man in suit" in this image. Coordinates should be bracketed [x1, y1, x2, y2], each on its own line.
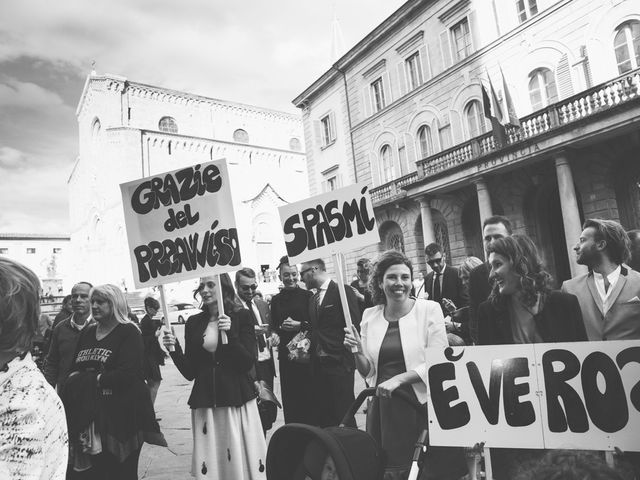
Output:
[235, 268, 277, 390]
[562, 219, 640, 341]
[468, 215, 513, 344]
[300, 258, 362, 428]
[420, 243, 467, 312]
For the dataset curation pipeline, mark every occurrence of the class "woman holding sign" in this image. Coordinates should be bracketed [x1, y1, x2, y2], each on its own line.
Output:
[477, 235, 587, 479]
[344, 250, 466, 480]
[162, 273, 266, 480]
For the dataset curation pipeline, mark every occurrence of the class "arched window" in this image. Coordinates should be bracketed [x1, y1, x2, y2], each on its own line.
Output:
[158, 116, 178, 133]
[465, 100, 486, 138]
[614, 21, 640, 74]
[417, 125, 433, 158]
[380, 144, 393, 183]
[528, 68, 558, 110]
[233, 129, 249, 143]
[289, 137, 302, 151]
[91, 118, 101, 139]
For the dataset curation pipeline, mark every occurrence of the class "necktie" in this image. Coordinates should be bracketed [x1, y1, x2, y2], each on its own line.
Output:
[603, 276, 611, 294]
[433, 272, 442, 303]
[247, 301, 266, 351]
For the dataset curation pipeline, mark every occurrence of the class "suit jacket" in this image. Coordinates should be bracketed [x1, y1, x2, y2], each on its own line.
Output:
[249, 297, 276, 378]
[421, 265, 468, 311]
[360, 299, 447, 404]
[309, 280, 362, 374]
[477, 291, 587, 345]
[561, 265, 640, 341]
[169, 309, 257, 409]
[468, 262, 491, 344]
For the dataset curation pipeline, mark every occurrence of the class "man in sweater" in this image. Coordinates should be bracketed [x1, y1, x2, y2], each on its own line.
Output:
[44, 281, 93, 393]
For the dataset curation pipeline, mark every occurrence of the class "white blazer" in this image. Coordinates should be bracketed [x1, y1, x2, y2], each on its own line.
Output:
[360, 298, 447, 404]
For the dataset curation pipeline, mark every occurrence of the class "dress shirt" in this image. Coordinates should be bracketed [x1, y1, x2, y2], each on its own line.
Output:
[247, 300, 271, 362]
[594, 265, 621, 313]
[317, 278, 332, 305]
[70, 314, 91, 331]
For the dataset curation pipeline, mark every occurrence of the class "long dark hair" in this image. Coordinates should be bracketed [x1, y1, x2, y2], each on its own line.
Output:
[369, 250, 413, 305]
[487, 235, 552, 308]
[194, 272, 242, 315]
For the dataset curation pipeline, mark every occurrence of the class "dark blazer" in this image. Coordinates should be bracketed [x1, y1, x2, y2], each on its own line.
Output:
[169, 309, 257, 409]
[561, 265, 640, 341]
[309, 280, 362, 373]
[477, 290, 588, 345]
[468, 262, 491, 344]
[422, 264, 468, 311]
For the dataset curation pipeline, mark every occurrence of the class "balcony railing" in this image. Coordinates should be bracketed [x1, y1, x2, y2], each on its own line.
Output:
[370, 68, 640, 203]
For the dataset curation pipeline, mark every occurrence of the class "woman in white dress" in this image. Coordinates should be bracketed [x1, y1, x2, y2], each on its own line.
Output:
[163, 273, 266, 479]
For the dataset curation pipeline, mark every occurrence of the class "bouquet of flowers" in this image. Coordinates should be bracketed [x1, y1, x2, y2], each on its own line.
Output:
[286, 330, 311, 363]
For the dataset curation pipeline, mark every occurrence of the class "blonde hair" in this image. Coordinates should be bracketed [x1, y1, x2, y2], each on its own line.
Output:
[90, 284, 139, 329]
[0, 257, 41, 353]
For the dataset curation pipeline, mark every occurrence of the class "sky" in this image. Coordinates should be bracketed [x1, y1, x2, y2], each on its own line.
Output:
[0, 0, 405, 235]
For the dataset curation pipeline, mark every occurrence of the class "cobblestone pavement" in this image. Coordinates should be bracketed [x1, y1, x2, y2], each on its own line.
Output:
[139, 325, 367, 479]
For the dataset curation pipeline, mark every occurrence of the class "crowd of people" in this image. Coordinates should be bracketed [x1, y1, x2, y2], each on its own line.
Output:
[1, 214, 639, 479]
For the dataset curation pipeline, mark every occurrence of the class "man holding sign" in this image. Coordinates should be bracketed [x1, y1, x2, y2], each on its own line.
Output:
[300, 258, 362, 428]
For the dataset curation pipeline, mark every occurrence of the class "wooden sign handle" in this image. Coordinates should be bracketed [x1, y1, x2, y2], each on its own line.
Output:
[333, 252, 358, 354]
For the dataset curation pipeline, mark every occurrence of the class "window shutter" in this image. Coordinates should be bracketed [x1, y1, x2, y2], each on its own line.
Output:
[439, 30, 452, 70]
[556, 54, 574, 99]
[419, 45, 431, 81]
[368, 152, 381, 187]
[468, 11, 480, 53]
[383, 71, 392, 105]
[396, 61, 407, 97]
[329, 111, 337, 141]
[313, 120, 323, 147]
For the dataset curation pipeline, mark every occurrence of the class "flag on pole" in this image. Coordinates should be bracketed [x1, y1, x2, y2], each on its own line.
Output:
[499, 65, 520, 127]
[481, 71, 507, 147]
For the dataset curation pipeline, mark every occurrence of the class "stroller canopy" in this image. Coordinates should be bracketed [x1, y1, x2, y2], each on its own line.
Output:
[266, 423, 385, 480]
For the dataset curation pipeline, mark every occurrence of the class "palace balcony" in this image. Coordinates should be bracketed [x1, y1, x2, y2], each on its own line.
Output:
[370, 67, 640, 206]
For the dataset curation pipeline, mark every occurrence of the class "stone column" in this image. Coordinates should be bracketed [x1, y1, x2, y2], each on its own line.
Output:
[555, 155, 587, 277]
[473, 177, 493, 230]
[419, 196, 436, 245]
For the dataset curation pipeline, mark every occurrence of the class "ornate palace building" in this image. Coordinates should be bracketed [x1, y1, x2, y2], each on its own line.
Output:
[294, 0, 640, 284]
[70, 72, 307, 290]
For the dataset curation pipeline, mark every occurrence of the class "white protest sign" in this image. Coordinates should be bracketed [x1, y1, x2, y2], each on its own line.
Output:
[425, 344, 544, 449]
[425, 341, 640, 452]
[120, 159, 241, 288]
[278, 183, 379, 264]
[537, 340, 640, 451]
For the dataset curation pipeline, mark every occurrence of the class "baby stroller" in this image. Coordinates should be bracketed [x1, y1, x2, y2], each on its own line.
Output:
[266, 387, 430, 480]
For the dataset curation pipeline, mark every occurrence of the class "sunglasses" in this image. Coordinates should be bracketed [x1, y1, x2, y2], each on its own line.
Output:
[240, 284, 258, 291]
[427, 258, 443, 265]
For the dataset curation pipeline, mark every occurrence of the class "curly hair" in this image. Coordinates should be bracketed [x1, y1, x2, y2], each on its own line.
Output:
[487, 235, 552, 308]
[194, 273, 242, 314]
[0, 257, 41, 354]
[369, 250, 413, 305]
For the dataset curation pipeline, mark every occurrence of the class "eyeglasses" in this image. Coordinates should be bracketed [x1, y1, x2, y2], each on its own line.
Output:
[300, 266, 316, 277]
[240, 284, 258, 291]
[427, 258, 443, 266]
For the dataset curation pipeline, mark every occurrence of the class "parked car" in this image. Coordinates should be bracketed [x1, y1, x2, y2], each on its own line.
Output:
[164, 303, 201, 324]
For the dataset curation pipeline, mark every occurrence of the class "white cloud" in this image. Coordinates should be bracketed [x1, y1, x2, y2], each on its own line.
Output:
[0, 146, 27, 169]
[0, 78, 67, 109]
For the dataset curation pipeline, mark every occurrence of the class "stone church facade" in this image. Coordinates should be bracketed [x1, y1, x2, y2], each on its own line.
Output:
[70, 73, 307, 290]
